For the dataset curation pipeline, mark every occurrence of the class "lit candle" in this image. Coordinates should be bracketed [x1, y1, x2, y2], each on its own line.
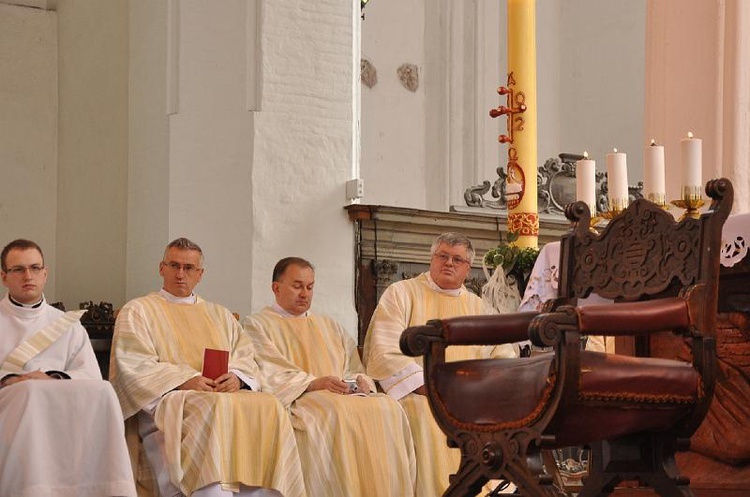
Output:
[605, 148, 629, 211]
[680, 131, 702, 197]
[576, 151, 596, 214]
[643, 139, 666, 204]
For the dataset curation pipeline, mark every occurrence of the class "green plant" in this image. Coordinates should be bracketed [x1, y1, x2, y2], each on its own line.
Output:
[483, 232, 540, 276]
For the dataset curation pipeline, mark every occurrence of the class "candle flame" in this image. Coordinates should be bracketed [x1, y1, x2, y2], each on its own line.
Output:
[650, 139, 656, 146]
[687, 131, 694, 139]
[583, 151, 588, 159]
[613, 148, 618, 153]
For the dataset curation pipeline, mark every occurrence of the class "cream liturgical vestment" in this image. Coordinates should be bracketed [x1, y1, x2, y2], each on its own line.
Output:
[110, 293, 305, 497]
[243, 308, 416, 497]
[363, 273, 517, 497]
[0, 295, 136, 497]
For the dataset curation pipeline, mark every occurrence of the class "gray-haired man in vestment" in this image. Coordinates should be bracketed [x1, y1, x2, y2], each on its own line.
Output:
[110, 237, 304, 497]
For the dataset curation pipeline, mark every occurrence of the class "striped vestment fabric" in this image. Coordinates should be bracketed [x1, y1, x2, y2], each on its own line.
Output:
[244, 309, 417, 497]
[111, 293, 305, 497]
[363, 273, 517, 497]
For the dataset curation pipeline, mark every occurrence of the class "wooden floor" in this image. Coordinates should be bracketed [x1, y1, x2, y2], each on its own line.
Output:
[554, 464, 750, 497]
[611, 489, 749, 497]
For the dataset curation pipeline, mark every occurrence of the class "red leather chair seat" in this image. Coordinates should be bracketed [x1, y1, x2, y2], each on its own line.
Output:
[432, 351, 701, 447]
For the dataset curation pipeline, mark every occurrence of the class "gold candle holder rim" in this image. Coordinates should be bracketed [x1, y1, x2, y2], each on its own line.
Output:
[670, 193, 705, 220]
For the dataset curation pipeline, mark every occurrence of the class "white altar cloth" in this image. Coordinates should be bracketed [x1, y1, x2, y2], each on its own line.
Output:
[0, 379, 136, 497]
[720, 212, 750, 267]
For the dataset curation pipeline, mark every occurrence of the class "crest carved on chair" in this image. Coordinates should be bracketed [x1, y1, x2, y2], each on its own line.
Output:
[569, 200, 700, 300]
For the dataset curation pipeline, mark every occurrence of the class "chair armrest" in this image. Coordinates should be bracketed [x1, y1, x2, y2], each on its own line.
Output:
[440, 312, 539, 345]
[400, 323, 442, 358]
[400, 312, 539, 357]
[528, 297, 691, 348]
[575, 297, 690, 336]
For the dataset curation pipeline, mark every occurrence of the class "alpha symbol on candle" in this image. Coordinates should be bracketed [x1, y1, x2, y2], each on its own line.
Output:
[491, 72, 527, 143]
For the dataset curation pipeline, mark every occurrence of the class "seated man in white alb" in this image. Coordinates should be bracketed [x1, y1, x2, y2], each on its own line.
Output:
[243, 257, 416, 497]
[0, 238, 136, 497]
[363, 232, 518, 497]
[110, 238, 305, 497]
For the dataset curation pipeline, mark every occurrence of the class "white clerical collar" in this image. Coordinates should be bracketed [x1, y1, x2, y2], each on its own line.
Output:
[270, 302, 309, 318]
[8, 293, 45, 309]
[160, 288, 197, 304]
[425, 273, 464, 297]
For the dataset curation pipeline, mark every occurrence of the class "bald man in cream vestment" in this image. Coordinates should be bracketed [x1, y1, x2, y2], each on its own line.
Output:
[244, 257, 416, 497]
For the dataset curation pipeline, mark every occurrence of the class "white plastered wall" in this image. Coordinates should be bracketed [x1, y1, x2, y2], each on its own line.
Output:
[361, 0, 646, 211]
[1, 0, 358, 333]
[0, 4, 59, 299]
[645, 0, 750, 213]
[126, 0, 171, 301]
[127, 0, 358, 330]
[56, 0, 129, 309]
[0, 0, 130, 308]
[248, 1, 358, 331]
[163, 0, 257, 316]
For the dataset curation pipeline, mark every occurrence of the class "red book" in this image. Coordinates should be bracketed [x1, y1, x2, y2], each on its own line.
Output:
[202, 348, 229, 380]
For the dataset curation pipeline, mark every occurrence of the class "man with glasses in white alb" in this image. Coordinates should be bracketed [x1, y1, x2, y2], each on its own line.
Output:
[0, 238, 136, 496]
[110, 237, 304, 497]
[363, 232, 518, 497]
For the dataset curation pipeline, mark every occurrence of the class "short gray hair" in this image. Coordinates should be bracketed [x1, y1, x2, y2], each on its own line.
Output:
[430, 232, 475, 263]
[163, 237, 204, 264]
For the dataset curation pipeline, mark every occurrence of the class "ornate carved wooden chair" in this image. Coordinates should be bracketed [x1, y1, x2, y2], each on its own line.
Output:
[400, 178, 733, 497]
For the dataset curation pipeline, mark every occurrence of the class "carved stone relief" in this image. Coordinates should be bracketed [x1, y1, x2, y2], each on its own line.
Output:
[464, 154, 644, 217]
[361, 58, 377, 88]
[374, 260, 486, 299]
[373, 260, 397, 287]
[397, 63, 419, 92]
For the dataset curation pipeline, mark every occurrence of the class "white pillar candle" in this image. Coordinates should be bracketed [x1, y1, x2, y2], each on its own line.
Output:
[680, 131, 702, 195]
[576, 152, 596, 214]
[643, 139, 666, 203]
[605, 148, 629, 211]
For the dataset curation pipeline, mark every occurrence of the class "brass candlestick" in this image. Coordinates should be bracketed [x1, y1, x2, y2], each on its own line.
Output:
[589, 215, 603, 230]
[600, 197, 627, 220]
[597, 207, 624, 221]
[646, 192, 669, 210]
[589, 198, 626, 229]
[670, 186, 705, 220]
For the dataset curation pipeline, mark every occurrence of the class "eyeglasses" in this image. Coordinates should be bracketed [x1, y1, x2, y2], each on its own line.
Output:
[432, 253, 471, 267]
[4, 264, 45, 276]
[161, 261, 202, 274]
